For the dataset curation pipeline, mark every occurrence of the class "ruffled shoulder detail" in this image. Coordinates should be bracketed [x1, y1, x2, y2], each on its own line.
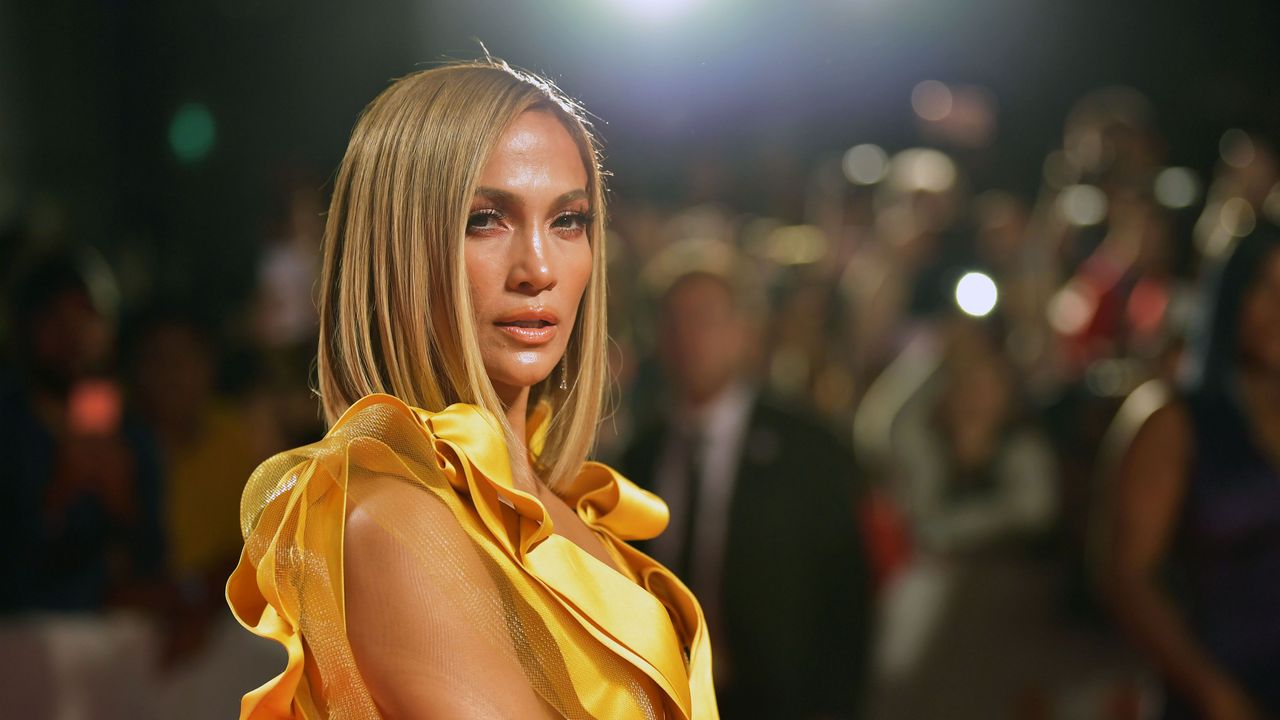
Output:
[227, 393, 717, 720]
[527, 398, 670, 541]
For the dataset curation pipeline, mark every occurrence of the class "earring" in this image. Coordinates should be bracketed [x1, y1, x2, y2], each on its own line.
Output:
[559, 356, 569, 391]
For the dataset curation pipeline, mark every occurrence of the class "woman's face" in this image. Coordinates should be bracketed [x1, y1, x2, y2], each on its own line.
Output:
[1241, 248, 1280, 373]
[465, 110, 593, 404]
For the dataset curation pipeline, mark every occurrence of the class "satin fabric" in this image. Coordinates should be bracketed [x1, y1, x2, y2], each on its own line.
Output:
[226, 393, 718, 719]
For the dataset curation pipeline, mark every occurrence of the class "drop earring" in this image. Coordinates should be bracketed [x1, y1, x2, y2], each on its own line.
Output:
[559, 356, 569, 391]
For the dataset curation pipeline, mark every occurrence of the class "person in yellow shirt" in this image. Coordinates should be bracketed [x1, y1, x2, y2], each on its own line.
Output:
[128, 308, 271, 664]
[227, 59, 719, 719]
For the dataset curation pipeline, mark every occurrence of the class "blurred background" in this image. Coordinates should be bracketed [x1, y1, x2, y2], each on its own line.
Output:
[4, 0, 1280, 717]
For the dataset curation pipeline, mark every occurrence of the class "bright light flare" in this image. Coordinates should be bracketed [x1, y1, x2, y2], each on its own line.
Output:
[954, 271, 998, 317]
[609, 0, 700, 22]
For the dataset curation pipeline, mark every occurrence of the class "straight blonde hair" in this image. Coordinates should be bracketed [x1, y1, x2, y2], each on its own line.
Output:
[316, 59, 609, 490]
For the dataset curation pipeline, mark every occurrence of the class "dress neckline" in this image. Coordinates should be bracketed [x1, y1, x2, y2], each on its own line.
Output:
[328, 393, 713, 720]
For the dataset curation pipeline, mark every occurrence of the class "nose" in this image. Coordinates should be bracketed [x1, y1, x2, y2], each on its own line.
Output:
[507, 224, 557, 296]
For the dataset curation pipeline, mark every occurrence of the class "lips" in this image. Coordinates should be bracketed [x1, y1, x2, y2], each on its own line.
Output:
[495, 309, 559, 345]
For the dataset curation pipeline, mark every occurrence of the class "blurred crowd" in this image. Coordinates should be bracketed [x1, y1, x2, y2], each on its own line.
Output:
[2, 82, 1279, 719]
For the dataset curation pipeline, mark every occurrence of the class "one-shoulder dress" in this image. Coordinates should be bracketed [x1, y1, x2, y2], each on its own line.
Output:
[226, 393, 718, 719]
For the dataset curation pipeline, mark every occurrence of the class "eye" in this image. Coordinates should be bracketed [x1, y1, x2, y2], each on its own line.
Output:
[552, 210, 593, 236]
[466, 208, 504, 235]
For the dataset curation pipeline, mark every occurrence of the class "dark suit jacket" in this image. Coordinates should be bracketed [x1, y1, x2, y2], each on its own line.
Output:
[621, 396, 871, 719]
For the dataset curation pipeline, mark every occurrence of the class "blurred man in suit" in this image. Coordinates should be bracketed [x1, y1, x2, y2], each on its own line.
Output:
[621, 265, 872, 719]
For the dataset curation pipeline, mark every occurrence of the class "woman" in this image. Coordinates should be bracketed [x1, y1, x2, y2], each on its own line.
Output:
[1105, 226, 1280, 720]
[869, 320, 1061, 719]
[227, 60, 718, 719]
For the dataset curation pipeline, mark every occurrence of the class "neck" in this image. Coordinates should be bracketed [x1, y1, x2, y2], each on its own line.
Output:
[683, 377, 737, 413]
[502, 387, 529, 446]
[497, 383, 537, 492]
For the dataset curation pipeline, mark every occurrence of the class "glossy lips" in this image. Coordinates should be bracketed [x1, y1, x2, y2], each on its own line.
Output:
[494, 309, 558, 345]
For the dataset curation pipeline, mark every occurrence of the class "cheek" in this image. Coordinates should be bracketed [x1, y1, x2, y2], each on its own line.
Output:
[567, 245, 593, 294]
[561, 246, 594, 318]
[465, 247, 503, 315]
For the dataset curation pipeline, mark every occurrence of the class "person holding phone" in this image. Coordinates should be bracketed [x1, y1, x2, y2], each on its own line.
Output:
[0, 250, 165, 614]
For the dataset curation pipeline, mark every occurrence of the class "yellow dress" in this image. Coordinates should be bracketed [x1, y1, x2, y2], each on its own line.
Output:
[226, 393, 718, 719]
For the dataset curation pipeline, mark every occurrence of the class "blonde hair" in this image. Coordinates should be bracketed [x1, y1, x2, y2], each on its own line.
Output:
[316, 59, 609, 490]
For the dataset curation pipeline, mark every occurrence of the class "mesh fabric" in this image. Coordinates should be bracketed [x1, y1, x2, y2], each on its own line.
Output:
[227, 394, 718, 719]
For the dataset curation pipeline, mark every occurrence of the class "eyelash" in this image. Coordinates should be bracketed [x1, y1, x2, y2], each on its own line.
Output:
[553, 211, 594, 232]
[467, 208, 503, 232]
[465, 209, 594, 235]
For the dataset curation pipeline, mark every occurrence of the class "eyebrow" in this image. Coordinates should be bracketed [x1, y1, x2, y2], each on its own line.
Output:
[474, 187, 589, 207]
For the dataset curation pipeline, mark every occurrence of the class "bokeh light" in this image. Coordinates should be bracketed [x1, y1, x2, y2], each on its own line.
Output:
[1057, 184, 1107, 226]
[954, 271, 998, 317]
[842, 143, 889, 185]
[1041, 150, 1079, 189]
[168, 102, 216, 164]
[911, 80, 953, 122]
[1220, 196, 1257, 238]
[888, 148, 957, 193]
[763, 224, 828, 265]
[1048, 280, 1098, 335]
[1220, 128, 1255, 169]
[1153, 167, 1200, 209]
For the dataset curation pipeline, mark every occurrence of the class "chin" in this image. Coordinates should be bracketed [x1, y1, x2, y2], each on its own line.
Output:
[488, 358, 557, 395]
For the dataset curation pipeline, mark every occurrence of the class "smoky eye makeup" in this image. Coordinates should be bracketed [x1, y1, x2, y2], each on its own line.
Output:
[552, 209, 593, 230]
[466, 208, 506, 235]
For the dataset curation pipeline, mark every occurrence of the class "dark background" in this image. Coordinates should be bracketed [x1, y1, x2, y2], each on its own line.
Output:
[4, 0, 1277, 306]
[4, 3, 1280, 717]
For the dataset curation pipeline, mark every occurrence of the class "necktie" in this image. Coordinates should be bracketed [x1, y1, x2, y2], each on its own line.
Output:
[674, 429, 704, 584]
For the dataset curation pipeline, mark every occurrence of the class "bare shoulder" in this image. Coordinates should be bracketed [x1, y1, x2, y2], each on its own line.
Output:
[1129, 400, 1193, 457]
[343, 472, 465, 565]
[342, 472, 472, 604]
[1116, 397, 1194, 502]
[341, 474, 555, 718]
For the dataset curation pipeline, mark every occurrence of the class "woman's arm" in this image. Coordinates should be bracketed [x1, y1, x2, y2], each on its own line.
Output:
[1104, 403, 1262, 720]
[344, 476, 557, 719]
